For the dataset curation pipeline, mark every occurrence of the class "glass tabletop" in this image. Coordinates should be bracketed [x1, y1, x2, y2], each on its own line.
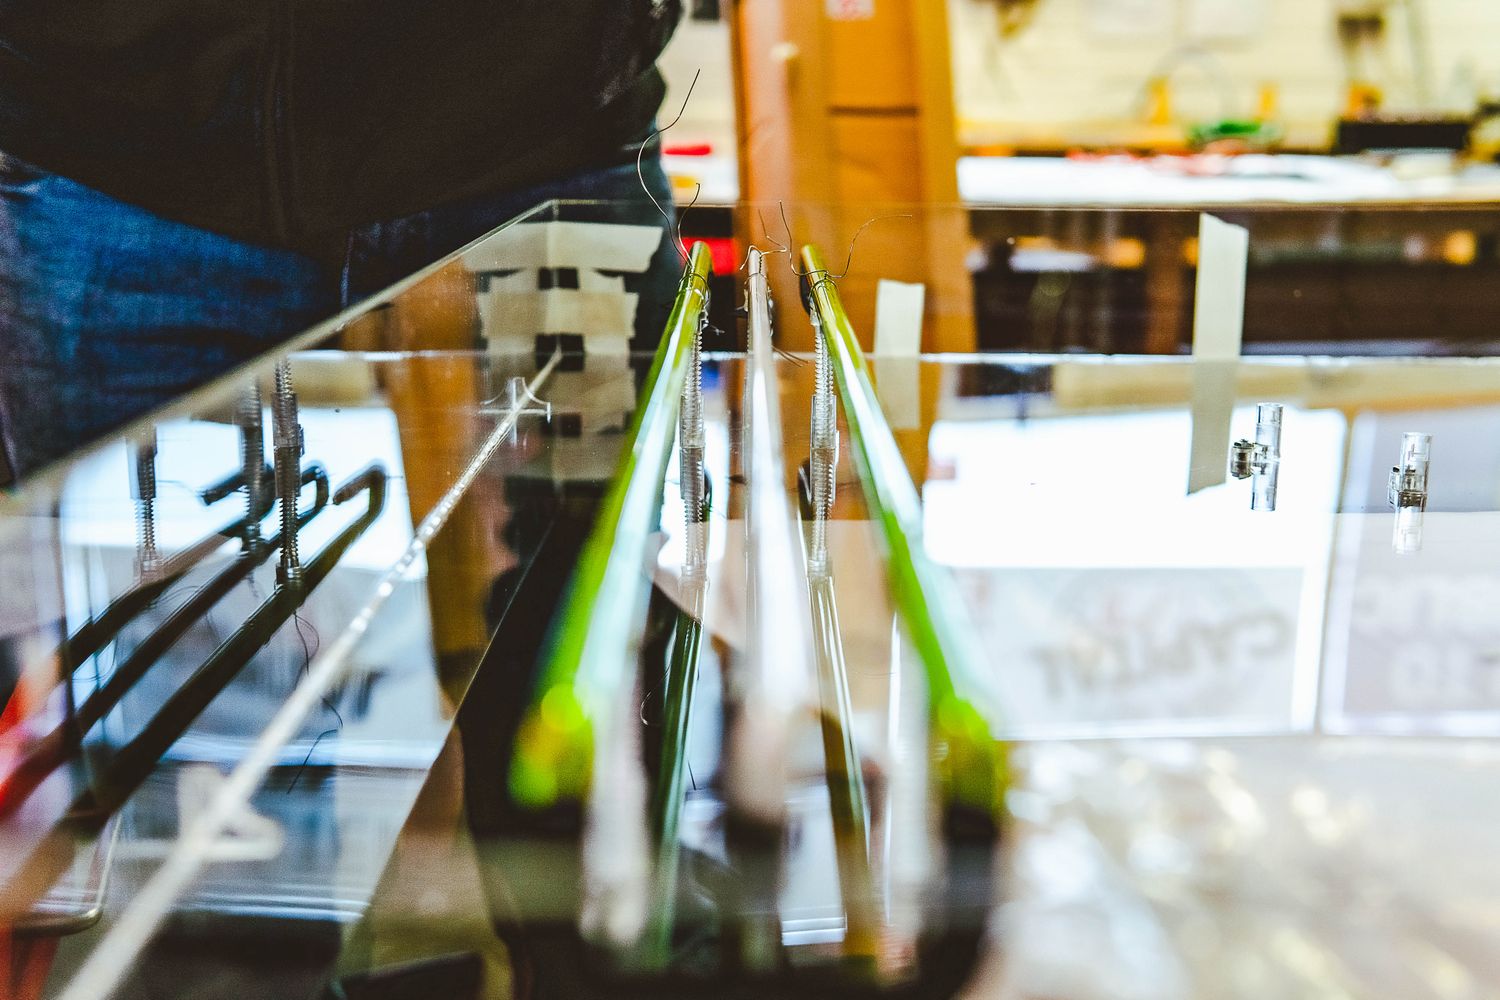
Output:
[3, 198, 1500, 999]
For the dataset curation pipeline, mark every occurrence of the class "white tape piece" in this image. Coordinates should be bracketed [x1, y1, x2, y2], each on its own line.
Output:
[1187, 214, 1249, 492]
[874, 279, 925, 358]
[873, 279, 924, 430]
[465, 220, 662, 356]
[873, 358, 920, 431]
[1187, 361, 1239, 494]
[461, 221, 662, 273]
[479, 290, 637, 352]
[1191, 214, 1249, 361]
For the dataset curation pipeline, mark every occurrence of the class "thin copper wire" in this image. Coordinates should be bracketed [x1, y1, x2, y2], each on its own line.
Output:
[791, 211, 915, 289]
[741, 205, 793, 272]
[675, 181, 702, 261]
[637, 68, 702, 264]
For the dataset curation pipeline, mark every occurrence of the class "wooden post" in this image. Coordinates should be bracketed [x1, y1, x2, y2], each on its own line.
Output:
[730, 0, 974, 353]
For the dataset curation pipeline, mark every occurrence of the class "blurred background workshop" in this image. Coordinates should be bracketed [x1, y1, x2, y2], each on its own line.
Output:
[664, 0, 1500, 355]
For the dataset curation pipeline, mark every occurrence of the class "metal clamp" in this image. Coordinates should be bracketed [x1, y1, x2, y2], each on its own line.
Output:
[1389, 431, 1431, 554]
[1388, 431, 1432, 509]
[1229, 402, 1282, 511]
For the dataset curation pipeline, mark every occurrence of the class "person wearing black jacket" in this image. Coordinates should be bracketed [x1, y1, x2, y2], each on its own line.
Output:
[0, 1, 683, 480]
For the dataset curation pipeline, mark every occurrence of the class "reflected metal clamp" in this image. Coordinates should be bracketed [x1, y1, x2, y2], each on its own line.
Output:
[128, 431, 161, 579]
[1229, 402, 1282, 511]
[1389, 431, 1432, 555]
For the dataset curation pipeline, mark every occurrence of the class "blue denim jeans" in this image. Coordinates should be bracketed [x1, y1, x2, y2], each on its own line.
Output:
[0, 151, 678, 482]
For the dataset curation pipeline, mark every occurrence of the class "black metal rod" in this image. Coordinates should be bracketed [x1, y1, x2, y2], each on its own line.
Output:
[0, 467, 332, 820]
[70, 465, 384, 825]
[1, 466, 382, 926]
[52, 462, 282, 677]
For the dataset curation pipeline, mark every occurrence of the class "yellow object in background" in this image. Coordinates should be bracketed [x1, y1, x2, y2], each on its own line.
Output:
[1146, 76, 1173, 126]
[1256, 82, 1281, 122]
[1344, 81, 1382, 118]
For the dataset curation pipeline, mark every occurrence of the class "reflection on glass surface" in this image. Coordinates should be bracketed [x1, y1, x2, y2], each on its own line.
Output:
[913, 358, 1500, 998]
[6, 201, 1500, 1000]
[0, 347, 557, 917]
[926, 389, 1344, 737]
